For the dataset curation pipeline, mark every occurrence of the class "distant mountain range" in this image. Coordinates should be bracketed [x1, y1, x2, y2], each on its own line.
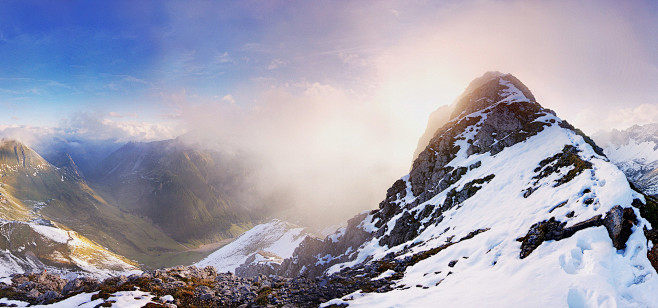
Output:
[594, 124, 658, 196]
[0, 136, 273, 273]
[87, 138, 263, 244]
[2, 72, 658, 306]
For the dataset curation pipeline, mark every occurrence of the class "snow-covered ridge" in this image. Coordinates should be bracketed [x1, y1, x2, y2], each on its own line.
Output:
[195, 219, 309, 273]
[268, 72, 658, 307]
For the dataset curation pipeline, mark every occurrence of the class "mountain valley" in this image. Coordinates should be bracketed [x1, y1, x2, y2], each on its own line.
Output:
[1, 72, 658, 307]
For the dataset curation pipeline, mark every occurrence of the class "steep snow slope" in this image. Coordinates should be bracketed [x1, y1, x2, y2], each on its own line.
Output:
[195, 220, 308, 274]
[273, 72, 658, 307]
[595, 124, 658, 196]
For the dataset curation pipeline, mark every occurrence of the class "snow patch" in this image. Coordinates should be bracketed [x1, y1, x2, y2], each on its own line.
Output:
[196, 220, 308, 273]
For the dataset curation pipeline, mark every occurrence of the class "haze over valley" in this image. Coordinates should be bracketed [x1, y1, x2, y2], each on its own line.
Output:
[0, 1, 657, 307]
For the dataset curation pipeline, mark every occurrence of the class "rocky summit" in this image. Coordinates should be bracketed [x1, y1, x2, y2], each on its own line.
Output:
[2, 72, 658, 307]
[264, 72, 658, 306]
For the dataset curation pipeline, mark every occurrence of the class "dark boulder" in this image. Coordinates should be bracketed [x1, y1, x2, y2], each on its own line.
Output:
[62, 277, 99, 295]
[603, 205, 637, 250]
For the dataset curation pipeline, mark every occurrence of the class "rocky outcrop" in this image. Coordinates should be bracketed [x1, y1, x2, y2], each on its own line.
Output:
[277, 212, 373, 278]
[449, 72, 536, 119]
[524, 145, 594, 197]
[518, 206, 638, 258]
[235, 254, 280, 278]
[518, 216, 602, 259]
[0, 265, 397, 308]
[0, 272, 67, 305]
[408, 74, 553, 208]
[61, 276, 99, 296]
[603, 205, 637, 250]
[644, 227, 658, 271]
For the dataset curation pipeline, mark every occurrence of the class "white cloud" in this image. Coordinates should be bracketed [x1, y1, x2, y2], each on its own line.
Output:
[575, 103, 658, 133]
[177, 80, 416, 225]
[221, 94, 236, 105]
[268, 58, 286, 70]
[0, 125, 56, 147]
[60, 112, 178, 142]
[121, 75, 151, 85]
[0, 111, 178, 150]
[108, 112, 138, 118]
[214, 52, 234, 64]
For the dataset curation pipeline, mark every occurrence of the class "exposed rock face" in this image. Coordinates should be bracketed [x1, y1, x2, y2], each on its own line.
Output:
[270, 72, 568, 278]
[277, 212, 372, 278]
[237, 72, 658, 307]
[407, 74, 552, 207]
[645, 227, 658, 270]
[449, 72, 533, 119]
[235, 254, 279, 277]
[518, 206, 638, 258]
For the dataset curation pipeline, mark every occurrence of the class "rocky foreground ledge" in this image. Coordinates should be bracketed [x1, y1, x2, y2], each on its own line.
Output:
[0, 264, 400, 307]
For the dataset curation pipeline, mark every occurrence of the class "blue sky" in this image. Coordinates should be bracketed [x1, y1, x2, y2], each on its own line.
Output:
[0, 1, 239, 124]
[0, 1, 389, 122]
[1, 0, 657, 220]
[1, 0, 657, 138]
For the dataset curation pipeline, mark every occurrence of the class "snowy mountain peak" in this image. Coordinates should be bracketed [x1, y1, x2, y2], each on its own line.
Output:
[450, 72, 536, 121]
[412, 72, 539, 161]
[259, 73, 658, 307]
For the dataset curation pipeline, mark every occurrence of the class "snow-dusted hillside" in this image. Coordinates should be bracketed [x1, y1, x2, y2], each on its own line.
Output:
[0, 219, 139, 279]
[0, 140, 138, 279]
[595, 124, 658, 196]
[195, 220, 308, 274]
[268, 72, 658, 307]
